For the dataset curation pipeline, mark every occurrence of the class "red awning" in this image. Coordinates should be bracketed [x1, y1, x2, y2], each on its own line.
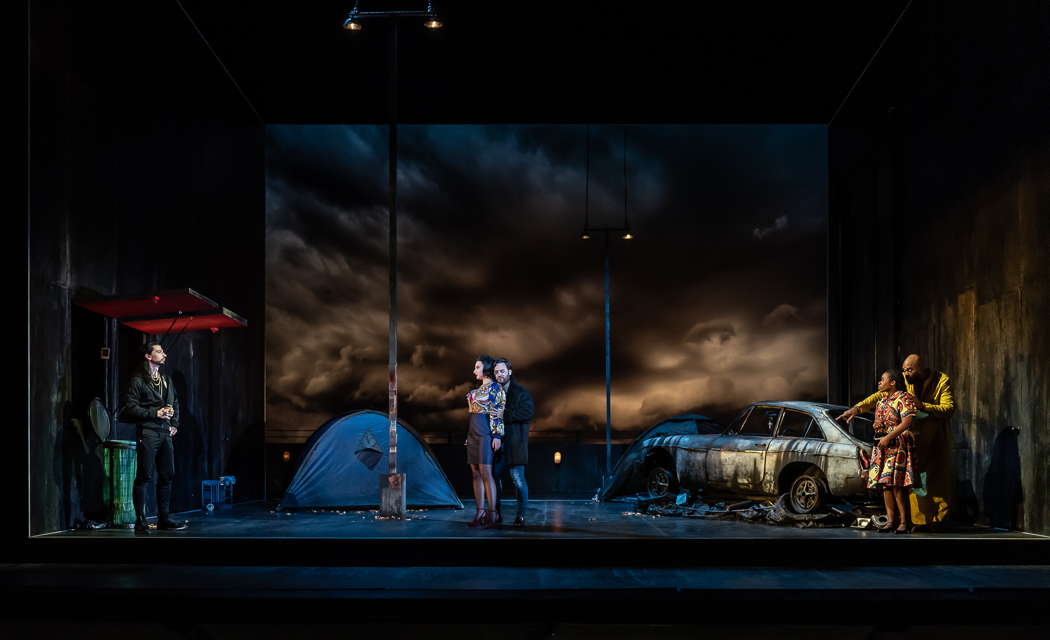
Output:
[123, 310, 246, 334]
[75, 288, 247, 334]
[77, 289, 219, 318]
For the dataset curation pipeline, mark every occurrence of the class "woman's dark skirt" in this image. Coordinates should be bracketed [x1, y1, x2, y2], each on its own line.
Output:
[466, 413, 494, 465]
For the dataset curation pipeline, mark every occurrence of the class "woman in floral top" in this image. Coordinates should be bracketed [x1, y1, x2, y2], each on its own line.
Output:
[465, 355, 505, 527]
[867, 369, 919, 533]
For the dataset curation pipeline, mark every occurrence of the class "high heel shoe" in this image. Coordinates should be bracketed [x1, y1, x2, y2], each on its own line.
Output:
[895, 524, 913, 535]
[876, 521, 898, 533]
[468, 509, 489, 527]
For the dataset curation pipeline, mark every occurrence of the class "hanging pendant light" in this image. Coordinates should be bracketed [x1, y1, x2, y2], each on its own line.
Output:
[342, 2, 362, 30]
[423, 1, 444, 29]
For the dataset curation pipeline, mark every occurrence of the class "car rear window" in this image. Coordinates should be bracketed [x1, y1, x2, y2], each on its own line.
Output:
[826, 410, 875, 443]
[778, 410, 812, 438]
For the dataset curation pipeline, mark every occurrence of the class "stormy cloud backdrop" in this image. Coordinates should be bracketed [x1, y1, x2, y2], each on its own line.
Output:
[266, 125, 827, 443]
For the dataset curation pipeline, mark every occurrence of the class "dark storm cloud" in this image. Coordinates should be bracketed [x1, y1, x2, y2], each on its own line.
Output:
[266, 124, 827, 436]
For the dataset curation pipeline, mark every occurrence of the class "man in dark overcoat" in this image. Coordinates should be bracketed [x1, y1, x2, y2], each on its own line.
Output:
[492, 357, 534, 526]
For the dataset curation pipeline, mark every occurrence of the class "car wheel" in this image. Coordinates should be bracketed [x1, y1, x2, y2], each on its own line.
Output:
[646, 465, 677, 498]
[788, 469, 825, 514]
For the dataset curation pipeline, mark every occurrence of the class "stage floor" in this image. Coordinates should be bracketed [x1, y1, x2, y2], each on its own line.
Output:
[16, 501, 1050, 625]
[41, 499, 1043, 540]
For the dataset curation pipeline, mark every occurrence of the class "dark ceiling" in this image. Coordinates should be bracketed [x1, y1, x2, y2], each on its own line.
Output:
[80, 1, 911, 125]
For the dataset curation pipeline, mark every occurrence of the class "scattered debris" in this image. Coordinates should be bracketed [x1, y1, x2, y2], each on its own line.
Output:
[621, 511, 659, 518]
[74, 519, 108, 530]
[614, 492, 882, 528]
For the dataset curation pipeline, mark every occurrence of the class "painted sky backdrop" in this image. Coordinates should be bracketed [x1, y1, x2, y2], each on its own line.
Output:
[265, 125, 827, 441]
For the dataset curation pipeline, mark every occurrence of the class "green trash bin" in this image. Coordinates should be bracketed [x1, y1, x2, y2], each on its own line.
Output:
[102, 440, 137, 527]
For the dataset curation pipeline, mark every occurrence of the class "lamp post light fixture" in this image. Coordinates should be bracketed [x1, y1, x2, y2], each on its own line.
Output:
[342, 1, 444, 518]
[342, 1, 444, 31]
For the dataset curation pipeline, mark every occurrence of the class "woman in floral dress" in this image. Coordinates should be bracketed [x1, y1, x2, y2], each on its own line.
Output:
[867, 369, 919, 533]
[465, 355, 505, 527]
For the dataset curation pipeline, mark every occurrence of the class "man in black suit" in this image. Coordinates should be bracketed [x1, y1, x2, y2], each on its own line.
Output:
[121, 342, 187, 534]
[492, 357, 534, 526]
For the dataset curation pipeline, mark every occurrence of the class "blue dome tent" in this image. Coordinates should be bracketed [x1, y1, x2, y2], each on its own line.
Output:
[279, 410, 462, 509]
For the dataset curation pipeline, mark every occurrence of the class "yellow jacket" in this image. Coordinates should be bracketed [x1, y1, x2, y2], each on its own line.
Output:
[853, 370, 954, 420]
[855, 370, 955, 524]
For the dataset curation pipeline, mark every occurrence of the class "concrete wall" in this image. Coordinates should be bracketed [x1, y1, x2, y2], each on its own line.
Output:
[28, 2, 266, 534]
[829, 2, 1049, 532]
[267, 443, 629, 503]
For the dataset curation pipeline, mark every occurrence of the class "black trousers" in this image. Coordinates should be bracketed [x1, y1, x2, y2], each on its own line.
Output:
[492, 451, 529, 516]
[133, 427, 175, 520]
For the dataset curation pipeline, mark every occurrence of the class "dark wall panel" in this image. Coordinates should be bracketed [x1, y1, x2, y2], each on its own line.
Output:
[29, 2, 265, 534]
[829, 2, 1050, 533]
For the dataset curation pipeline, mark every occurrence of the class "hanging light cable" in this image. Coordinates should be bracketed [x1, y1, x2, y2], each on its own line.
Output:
[581, 124, 591, 240]
[622, 125, 633, 240]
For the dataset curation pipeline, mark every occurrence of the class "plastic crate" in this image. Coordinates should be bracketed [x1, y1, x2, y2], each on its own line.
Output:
[201, 475, 235, 512]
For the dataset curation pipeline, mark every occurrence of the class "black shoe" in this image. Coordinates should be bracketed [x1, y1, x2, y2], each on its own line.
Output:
[493, 510, 503, 525]
[158, 518, 187, 531]
[513, 515, 525, 527]
[134, 520, 151, 535]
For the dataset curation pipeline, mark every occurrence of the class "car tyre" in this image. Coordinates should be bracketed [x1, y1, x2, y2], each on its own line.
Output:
[646, 465, 677, 498]
[788, 468, 825, 514]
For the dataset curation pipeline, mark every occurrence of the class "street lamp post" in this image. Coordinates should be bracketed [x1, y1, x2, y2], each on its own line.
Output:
[581, 126, 633, 492]
[343, 1, 443, 518]
[582, 226, 632, 488]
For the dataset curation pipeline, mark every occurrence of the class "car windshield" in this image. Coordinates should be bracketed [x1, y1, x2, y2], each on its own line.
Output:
[723, 407, 751, 434]
[825, 409, 875, 443]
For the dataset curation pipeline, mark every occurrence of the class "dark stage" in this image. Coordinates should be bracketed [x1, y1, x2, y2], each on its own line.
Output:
[39, 500, 1044, 542]
[12, 500, 1050, 630]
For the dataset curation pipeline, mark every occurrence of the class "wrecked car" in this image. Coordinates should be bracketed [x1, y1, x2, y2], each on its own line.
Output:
[631, 401, 874, 514]
[600, 414, 724, 500]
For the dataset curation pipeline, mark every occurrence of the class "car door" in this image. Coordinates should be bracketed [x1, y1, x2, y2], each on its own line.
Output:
[763, 408, 823, 495]
[706, 406, 780, 493]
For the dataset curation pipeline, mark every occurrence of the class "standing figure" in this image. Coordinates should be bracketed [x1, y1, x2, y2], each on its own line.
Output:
[864, 370, 919, 533]
[840, 353, 955, 528]
[121, 342, 187, 534]
[492, 357, 534, 527]
[465, 355, 505, 527]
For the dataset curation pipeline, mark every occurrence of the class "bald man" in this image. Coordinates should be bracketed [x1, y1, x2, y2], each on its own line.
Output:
[838, 354, 955, 529]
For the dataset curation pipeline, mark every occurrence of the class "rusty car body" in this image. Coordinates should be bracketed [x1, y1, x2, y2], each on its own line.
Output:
[639, 401, 874, 514]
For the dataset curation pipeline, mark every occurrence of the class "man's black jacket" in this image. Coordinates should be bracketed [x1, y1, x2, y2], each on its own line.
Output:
[121, 364, 180, 431]
[501, 379, 534, 465]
